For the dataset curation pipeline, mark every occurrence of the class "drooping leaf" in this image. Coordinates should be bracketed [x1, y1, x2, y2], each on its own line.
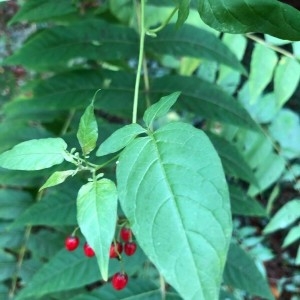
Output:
[8, 0, 77, 25]
[96, 124, 146, 157]
[77, 103, 98, 156]
[208, 133, 257, 185]
[229, 185, 267, 217]
[5, 19, 138, 70]
[198, 0, 300, 41]
[77, 179, 118, 281]
[223, 243, 274, 300]
[143, 92, 181, 128]
[117, 122, 232, 300]
[39, 170, 75, 191]
[264, 199, 300, 234]
[249, 44, 277, 103]
[176, 0, 190, 27]
[274, 57, 300, 108]
[0, 138, 67, 170]
[146, 24, 246, 74]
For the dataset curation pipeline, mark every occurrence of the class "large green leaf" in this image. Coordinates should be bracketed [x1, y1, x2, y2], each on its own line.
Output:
[223, 243, 274, 300]
[117, 122, 232, 300]
[0, 250, 16, 281]
[5, 19, 138, 70]
[264, 199, 300, 234]
[77, 103, 98, 156]
[77, 179, 118, 281]
[146, 24, 245, 73]
[0, 138, 67, 170]
[177, 0, 190, 26]
[198, 0, 300, 41]
[8, 0, 77, 24]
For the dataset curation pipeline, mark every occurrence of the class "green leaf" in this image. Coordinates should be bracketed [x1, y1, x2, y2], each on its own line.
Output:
[96, 124, 146, 157]
[249, 44, 277, 103]
[0, 250, 16, 281]
[8, 0, 77, 25]
[117, 122, 232, 300]
[5, 19, 138, 70]
[208, 133, 257, 185]
[152, 75, 259, 130]
[12, 182, 78, 227]
[223, 243, 274, 300]
[39, 170, 75, 190]
[282, 226, 300, 248]
[77, 103, 98, 156]
[143, 92, 181, 128]
[198, 0, 300, 41]
[274, 57, 300, 108]
[146, 24, 246, 74]
[177, 0, 190, 27]
[229, 185, 267, 217]
[264, 199, 300, 234]
[0, 138, 67, 170]
[77, 179, 118, 281]
[0, 189, 33, 219]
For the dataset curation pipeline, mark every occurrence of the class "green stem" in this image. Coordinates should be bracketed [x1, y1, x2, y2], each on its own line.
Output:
[132, 0, 146, 124]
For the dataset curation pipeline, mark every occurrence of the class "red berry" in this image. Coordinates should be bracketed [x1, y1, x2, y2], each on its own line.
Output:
[111, 272, 128, 290]
[109, 242, 123, 259]
[124, 242, 137, 256]
[120, 228, 132, 242]
[83, 242, 95, 257]
[65, 236, 79, 251]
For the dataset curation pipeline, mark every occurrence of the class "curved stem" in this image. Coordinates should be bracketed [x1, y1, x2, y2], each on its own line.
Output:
[132, 0, 146, 124]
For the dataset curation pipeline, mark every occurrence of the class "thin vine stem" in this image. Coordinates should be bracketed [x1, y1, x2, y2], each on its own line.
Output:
[245, 33, 297, 60]
[132, 0, 146, 124]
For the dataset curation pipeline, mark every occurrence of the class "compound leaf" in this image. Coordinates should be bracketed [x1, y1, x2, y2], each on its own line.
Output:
[117, 122, 232, 300]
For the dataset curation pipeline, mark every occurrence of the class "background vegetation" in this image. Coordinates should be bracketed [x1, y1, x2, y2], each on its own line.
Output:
[0, 0, 300, 299]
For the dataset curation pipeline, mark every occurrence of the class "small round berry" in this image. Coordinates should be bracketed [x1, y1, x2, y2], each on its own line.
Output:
[83, 242, 95, 257]
[120, 227, 132, 242]
[112, 272, 128, 290]
[124, 242, 137, 256]
[65, 236, 79, 251]
[109, 242, 123, 259]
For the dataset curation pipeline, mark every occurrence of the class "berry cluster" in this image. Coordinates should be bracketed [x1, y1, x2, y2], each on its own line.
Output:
[64, 226, 137, 291]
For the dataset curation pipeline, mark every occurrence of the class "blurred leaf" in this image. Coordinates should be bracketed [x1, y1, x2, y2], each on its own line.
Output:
[264, 199, 300, 234]
[223, 243, 274, 300]
[282, 226, 300, 248]
[9, 0, 77, 24]
[0, 222, 25, 248]
[77, 103, 98, 156]
[0, 138, 67, 171]
[143, 92, 181, 128]
[0, 250, 16, 281]
[96, 124, 146, 157]
[229, 185, 267, 217]
[198, 0, 300, 40]
[117, 122, 232, 299]
[5, 19, 138, 70]
[77, 179, 118, 281]
[0, 189, 33, 219]
[176, 0, 190, 27]
[208, 133, 258, 185]
[269, 109, 300, 159]
[249, 44, 277, 103]
[274, 57, 300, 108]
[146, 24, 246, 73]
